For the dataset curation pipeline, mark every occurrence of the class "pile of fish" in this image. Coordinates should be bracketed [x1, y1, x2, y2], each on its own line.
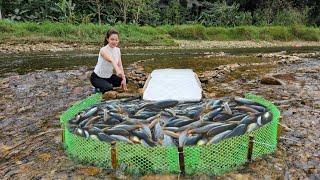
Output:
[67, 97, 273, 147]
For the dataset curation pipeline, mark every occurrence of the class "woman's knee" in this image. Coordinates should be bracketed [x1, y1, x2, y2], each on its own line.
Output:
[100, 83, 113, 93]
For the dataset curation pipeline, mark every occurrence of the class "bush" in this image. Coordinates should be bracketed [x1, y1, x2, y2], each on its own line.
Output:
[274, 9, 307, 25]
[291, 25, 320, 41]
[206, 27, 229, 40]
[168, 24, 206, 40]
[0, 20, 15, 33]
[228, 26, 257, 40]
[236, 12, 253, 26]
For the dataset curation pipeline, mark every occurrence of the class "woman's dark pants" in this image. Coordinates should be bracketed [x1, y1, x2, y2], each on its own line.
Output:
[90, 72, 123, 93]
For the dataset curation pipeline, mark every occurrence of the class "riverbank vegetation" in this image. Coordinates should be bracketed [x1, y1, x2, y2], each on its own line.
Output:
[0, 0, 319, 46]
[0, 21, 319, 46]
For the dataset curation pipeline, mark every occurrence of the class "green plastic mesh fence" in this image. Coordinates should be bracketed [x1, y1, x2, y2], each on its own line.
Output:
[60, 93, 280, 175]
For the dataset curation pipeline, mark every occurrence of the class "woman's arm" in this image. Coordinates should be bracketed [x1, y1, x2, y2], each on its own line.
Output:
[118, 55, 124, 76]
[100, 49, 123, 76]
[117, 51, 128, 91]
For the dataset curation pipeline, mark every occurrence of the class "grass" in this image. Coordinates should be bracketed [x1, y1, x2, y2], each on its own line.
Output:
[0, 20, 319, 46]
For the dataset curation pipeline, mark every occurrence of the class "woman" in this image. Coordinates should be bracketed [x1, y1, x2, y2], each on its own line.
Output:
[91, 29, 127, 93]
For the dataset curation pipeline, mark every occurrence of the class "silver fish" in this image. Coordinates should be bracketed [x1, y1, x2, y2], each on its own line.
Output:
[185, 134, 203, 146]
[207, 130, 232, 144]
[207, 124, 237, 137]
[223, 102, 232, 115]
[109, 135, 134, 144]
[224, 124, 247, 139]
[163, 134, 174, 146]
[179, 131, 188, 147]
[154, 122, 163, 141]
[246, 123, 258, 132]
[83, 106, 98, 119]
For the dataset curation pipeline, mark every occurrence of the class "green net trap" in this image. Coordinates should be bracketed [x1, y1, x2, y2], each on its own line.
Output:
[60, 93, 280, 175]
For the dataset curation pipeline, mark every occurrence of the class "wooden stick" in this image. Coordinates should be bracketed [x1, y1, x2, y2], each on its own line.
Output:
[178, 146, 185, 176]
[247, 135, 254, 162]
[111, 141, 118, 169]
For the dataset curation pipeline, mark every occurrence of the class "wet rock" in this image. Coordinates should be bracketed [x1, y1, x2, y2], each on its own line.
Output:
[199, 76, 209, 83]
[260, 75, 285, 85]
[138, 81, 145, 88]
[102, 91, 118, 100]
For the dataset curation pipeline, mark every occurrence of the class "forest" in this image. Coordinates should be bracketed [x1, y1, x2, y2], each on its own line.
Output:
[1, 0, 319, 26]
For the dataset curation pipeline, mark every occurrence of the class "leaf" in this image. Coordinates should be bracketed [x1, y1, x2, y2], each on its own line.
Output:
[37, 153, 51, 161]
[77, 167, 102, 176]
[0, 144, 12, 154]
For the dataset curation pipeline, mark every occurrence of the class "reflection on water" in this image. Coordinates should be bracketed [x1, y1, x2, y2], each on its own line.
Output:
[0, 46, 319, 77]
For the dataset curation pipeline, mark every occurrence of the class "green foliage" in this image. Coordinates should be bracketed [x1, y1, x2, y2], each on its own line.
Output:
[206, 27, 230, 40]
[273, 9, 307, 25]
[198, 1, 241, 26]
[258, 26, 293, 41]
[1, 0, 319, 26]
[0, 21, 319, 45]
[168, 24, 207, 40]
[290, 24, 320, 41]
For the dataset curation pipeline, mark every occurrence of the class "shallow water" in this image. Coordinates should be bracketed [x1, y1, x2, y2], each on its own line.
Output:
[0, 46, 319, 77]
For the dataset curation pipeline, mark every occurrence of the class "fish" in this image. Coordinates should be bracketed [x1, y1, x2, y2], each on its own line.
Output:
[224, 124, 247, 139]
[130, 136, 140, 144]
[185, 134, 203, 146]
[206, 99, 222, 110]
[234, 105, 260, 114]
[261, 112, 273, 124]
[207, 130, 232, 144]
[223, 102, 232, 115]
[163, 130, 180, 139]
[247, 105, 266, 112]
[88, 127, 103, 135]
[234, 97, 258, 105]
[207, 124, 237, 137]
[224, 114, 247, 122]
[153, 122, 163, 141]
[188, 123, 224, 134]
[103, 128, 130, 136]
[163, 134, 174, 146]
[179, 120, 203, 131]
[97, 132, 115, 142]
[246, 123, 258, 132]
[141, 125, 152, 139]
[201, 108, 222, 121]
[178, 131, 188, 147]
[69, 96, 273, 147]
[108, 112, 128, 122]
[82, 106, 98, 119]
[84, 115, 101, 127]
[113, 124, 141, 131]
[142, 100, 179, 111]
[109, 135, 134, 144]
[89, 134, 99, 140]
[239, 115, 256, 124]
[197, 138, 208, 146]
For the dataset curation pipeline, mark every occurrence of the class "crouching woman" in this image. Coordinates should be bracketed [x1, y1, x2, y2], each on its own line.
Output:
[91, 28, 128, 93]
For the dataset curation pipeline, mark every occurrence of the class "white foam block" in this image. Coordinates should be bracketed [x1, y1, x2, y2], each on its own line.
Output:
[143, 69, 202, 102]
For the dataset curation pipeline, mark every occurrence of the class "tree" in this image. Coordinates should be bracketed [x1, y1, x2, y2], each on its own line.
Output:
[115, 0, 131, 24]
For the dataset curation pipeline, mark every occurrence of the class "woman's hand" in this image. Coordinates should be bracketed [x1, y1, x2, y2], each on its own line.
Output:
[120, 77, 128, 91]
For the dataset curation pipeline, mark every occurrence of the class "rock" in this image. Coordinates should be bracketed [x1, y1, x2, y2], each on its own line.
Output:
[102, 91, 117, 100]
[199, 76, 209, 83]
[72, 87, 83, 94]
[260, 75, 285, 85]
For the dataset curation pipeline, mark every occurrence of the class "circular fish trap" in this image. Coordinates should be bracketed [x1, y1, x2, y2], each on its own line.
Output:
[60, 93, 280, 175]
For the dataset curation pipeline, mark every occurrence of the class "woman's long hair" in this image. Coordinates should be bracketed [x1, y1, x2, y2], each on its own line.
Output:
[104, 28, 119, 46]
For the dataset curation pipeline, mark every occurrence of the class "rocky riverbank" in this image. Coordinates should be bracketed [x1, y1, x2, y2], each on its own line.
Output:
[0, 40, 319, 54]
[0, 50, 319, 179]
